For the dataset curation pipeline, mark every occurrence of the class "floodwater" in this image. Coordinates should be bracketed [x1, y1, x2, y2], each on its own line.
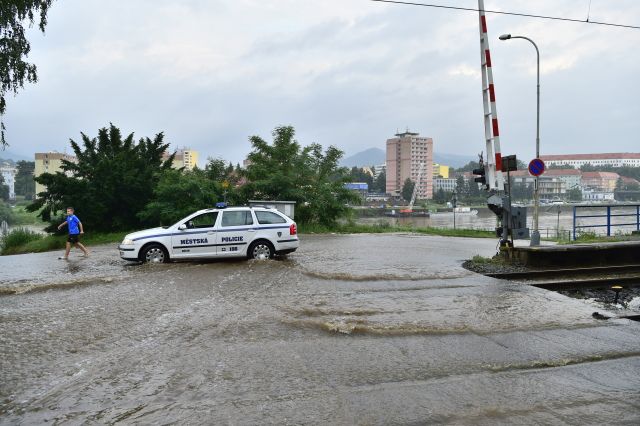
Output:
[358, 205, 640, 238]
[1, 234, 640, 424]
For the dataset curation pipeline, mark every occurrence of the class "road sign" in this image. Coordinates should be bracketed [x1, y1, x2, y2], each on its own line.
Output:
[528, 158, 545, 177]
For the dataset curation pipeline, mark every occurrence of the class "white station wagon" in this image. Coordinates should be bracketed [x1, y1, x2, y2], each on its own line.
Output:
[118, 204, 299, 263]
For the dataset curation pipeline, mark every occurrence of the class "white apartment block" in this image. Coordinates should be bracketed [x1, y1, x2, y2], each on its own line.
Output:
[540, 153, 640, 169]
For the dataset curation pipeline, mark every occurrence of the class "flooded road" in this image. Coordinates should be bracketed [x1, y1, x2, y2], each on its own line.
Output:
[1, 234, 640, 424]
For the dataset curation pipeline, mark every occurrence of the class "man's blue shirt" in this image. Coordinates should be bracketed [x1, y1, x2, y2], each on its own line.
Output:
[67, 214, 81, 235]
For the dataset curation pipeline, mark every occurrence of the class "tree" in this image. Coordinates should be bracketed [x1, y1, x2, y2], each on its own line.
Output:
[138, 168, 224, 226]
[373, 171, 386, 193]
[0, 174, 9, 201]
[455, 161, 480, 173]
[455, 175, 468, 200]
[15, 160, 35, 198]
[567, 187, 582, 202]
[401, 178, 414, 203]
[242, 125, 357, 226]
[348, 167, 374, 188]
[28, 124, 174, 232]
[433, 188, 446, 204]
[0, 201, 14, 223]
[1, 1, 55, 147]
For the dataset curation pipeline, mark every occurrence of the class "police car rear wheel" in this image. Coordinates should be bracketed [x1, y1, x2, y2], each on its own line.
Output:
[249, 241, 273, 260]
[142, 244, 168, 263]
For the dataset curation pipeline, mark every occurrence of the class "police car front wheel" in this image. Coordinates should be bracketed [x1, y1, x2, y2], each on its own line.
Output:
[248, 241, 274, 260]
[142, 244, 169, 263]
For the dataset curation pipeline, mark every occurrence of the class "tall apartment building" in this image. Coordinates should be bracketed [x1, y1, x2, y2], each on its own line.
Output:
[540, 153, 640, 168]
[386, 131, 434, 199]
[163, 148, 200, 170]
[34, 152, 77, 195]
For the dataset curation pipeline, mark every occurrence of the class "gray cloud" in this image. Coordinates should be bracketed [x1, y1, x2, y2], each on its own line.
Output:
[3, 0, 639, 166]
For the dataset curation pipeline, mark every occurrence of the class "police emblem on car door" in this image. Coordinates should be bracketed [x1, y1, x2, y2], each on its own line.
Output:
[171, 212, 218, 257]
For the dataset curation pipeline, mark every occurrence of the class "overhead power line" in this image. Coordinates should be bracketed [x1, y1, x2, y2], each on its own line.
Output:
[370, 0, 640, 30]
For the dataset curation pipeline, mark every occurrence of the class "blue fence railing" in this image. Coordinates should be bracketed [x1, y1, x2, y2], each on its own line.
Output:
[573, 204, 640, 239]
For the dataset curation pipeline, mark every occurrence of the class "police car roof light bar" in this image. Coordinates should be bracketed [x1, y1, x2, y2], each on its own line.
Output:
[215, 202, 228, 209]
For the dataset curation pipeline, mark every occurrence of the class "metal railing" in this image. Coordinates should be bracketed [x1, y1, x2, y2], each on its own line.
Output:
[573, 204, 640, 239]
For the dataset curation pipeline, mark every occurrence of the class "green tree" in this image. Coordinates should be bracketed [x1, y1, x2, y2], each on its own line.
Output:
[401, 178, 414, 202]
[243, 125, 357, 226]
[567, 187, 582, 202]
[28, 124, 174, 232]
[0, 201, 13, 223]
[138, 168, 224, 226]
[456, 175, 469, 199]
[348, 167, 374, 188]
[455, 161, 480, 173]
[433, 188, 446, 204]
[0, 174, 8, 201]
[14, 160, 35, 198]
[373, 170, 386, 193]
[1, 1, 55, 147]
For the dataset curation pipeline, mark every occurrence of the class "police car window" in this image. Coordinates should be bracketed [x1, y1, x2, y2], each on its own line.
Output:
[221, 211, 254, 227]
[188, 212, 218, 229]
[255, 211, 287, 224]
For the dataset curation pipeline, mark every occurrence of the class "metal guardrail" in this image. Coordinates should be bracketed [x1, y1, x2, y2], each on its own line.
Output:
[573, 204, 640, 240]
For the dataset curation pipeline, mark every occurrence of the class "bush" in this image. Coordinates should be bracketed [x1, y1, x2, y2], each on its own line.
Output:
[1, 227, 43, 254]
[0, 202, 14, 224]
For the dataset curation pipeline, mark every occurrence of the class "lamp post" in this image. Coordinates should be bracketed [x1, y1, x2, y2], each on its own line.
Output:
[499, 33, 541, 246]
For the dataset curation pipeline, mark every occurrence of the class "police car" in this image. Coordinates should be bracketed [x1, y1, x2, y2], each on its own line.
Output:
[118, 204, 299, 263]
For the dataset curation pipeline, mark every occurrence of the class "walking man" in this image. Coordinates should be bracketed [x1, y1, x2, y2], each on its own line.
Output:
[57, 207, 89, 259]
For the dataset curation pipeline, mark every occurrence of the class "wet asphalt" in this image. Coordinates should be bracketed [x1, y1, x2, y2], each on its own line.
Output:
[1, 233, 639, 425]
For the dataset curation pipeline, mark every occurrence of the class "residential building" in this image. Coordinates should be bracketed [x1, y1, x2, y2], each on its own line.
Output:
[385, 130, 434, 199]
[540, 153, 640, 169]
[34, 152, 77, 195]
[509, 170, 566, 199]
[164, 148, 199, 170]
[361, 166, 374, 177]
[543, 169, 582, 191]
[433, 163, 450, 179]
[0, 163, 17, 200]
[434, 178, 457, 192]
[581, 171, 619, 192]
[372, 164, 386, 177]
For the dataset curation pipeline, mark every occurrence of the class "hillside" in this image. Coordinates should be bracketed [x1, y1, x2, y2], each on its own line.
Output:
[341, 147, 476, 168]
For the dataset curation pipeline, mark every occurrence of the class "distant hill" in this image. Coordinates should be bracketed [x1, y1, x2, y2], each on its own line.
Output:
[341, 148, 385, 168]
[433, 153, 477, 169]
[0, 150, 30, 162]
[341, 147, 476, 169]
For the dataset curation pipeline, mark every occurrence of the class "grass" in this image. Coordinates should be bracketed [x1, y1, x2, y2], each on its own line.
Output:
[1, 231, 127, 255]
[468, 254, 508, 266]
[0, 228, 44, 254]
[8, 205, 43, 226]
[557, 231, 638, 245]
[299, 221, 495, 238]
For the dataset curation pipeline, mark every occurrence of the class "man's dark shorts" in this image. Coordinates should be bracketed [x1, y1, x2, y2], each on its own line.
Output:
[68, 234, 80, 244]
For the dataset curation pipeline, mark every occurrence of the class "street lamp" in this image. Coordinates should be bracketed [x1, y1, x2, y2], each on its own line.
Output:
[499, 33, 541, 246]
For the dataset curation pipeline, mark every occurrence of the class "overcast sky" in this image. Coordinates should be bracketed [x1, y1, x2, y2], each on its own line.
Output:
[3, 0, 639, 165]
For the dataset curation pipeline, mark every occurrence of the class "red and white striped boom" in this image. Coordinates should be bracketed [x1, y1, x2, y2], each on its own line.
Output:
[478, 0, 504, 191]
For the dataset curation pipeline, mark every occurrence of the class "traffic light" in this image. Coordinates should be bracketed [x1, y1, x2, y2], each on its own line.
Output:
[472, 166, 487, 187]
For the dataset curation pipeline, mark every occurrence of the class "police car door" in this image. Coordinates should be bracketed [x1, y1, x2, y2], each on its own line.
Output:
[217, 210, 254, 256]
[171, 212, 219, 258]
